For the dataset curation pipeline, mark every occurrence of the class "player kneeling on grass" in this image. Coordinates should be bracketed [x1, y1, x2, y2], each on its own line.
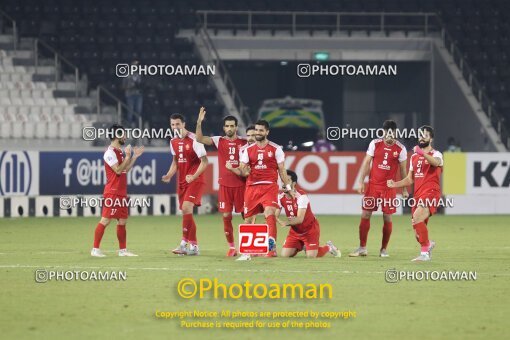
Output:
[387, 125, 442, 262]
[277, 170, 340, 258]
[91, 124, 144, 257]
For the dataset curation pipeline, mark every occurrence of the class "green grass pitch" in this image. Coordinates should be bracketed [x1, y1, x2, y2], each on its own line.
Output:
[0, 215, 508, 339]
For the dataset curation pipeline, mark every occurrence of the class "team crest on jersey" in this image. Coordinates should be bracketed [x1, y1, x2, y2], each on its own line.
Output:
[268, 151, 273, 158]
[185, 144, 190, 150]
[393, 151, 398, 157]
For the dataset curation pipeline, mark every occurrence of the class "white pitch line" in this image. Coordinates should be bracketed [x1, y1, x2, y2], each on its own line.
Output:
[0, 264, 381, 274]
[1, 264, 509, 276]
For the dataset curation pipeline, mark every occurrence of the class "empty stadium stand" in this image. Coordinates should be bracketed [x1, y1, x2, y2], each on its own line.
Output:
[0, 0, 508, 148]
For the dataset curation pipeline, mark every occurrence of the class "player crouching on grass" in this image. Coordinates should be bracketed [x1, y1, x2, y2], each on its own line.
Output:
[387, 125, 442, 262]
[91, 124, 144, 257]
[162, 113, 208, 256]
[277, 170, 340, 258]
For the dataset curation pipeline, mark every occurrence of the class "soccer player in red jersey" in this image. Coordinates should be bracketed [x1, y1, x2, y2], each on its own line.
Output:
[195, 107, 247, 257]
[277, 170, 340, 258]
[91, 124, 144, 257]
[236, 120, 293, 259]
[162, 113, 209, 256]
[387, 125, 442, 262]
[226, 125, 257, 225]
[349, 120, 408, 258]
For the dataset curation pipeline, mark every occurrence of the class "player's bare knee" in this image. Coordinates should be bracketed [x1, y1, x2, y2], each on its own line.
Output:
[223, 212, 232, 218]
[383, 214, 392, 222]
[306, 251, 318, 258]
[361, 210, 372, 219]
[118, 219, 127, 225]
[181, 202, 194, 215]
[100, 217, 111, 226]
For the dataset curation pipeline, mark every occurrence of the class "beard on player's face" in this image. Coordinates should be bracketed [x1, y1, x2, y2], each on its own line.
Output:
[225, 129, 235, 137]
[118, 138, 125, 145]
[255, 134, 266, 141]
[418, 140, 430, 148]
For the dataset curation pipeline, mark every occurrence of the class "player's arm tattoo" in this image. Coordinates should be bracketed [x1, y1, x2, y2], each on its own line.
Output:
[423, 153, 442, 167]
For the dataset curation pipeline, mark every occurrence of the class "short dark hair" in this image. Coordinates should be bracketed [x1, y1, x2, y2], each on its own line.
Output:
[246, 125, 255, 133]
[382, 120, 397, 131]
[170, 113, 185, 122]
[109, 124, 125, 141]
[255, 119, 270, 130]
[223, 115, 238, 126]
[287, 170, 298, 184]
[419, 125, 434, 138]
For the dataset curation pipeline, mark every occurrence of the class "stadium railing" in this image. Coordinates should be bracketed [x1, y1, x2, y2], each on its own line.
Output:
[33, 38, 80, 102]
[195, 10, 508, 150]
[195, 10, 438, 34]
[96, 85, 143, 130]
[197, 26, 250, 126]
[438, 19, 510, 150]
[0, 8, 17, 50]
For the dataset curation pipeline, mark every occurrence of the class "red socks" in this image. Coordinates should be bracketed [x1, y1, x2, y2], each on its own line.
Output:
[266, 214, 277, 241]
[359, 218, 370, 247]
[93, 223, 106, 248]
[117, 224, 126, 249]
[183, 213, 197, 245]
[93, 222, 128, 249]
[317, 245, 329, 257]
[223, 215, 234, 246]
[413, 221, 430, 251]
[381, 221, 392, 250]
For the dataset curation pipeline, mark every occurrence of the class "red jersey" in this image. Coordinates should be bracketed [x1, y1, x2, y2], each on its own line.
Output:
[103, 146, 127, 196]
[409, 149, 443, 197]
[367, 139, 407, 187]
[170, 132, 207, 186]
[278, 189, 317, 234]
[239, 141, 284, 186]
[211, 135, 247, 187]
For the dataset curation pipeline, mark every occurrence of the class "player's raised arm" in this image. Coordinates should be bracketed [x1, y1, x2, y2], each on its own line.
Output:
[195, 106, 214, 145]
[356, 153, 373, 194]
[109, 144, 132, 175]
[414, 146, 443, 167]
[124, 146, 144, 172]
